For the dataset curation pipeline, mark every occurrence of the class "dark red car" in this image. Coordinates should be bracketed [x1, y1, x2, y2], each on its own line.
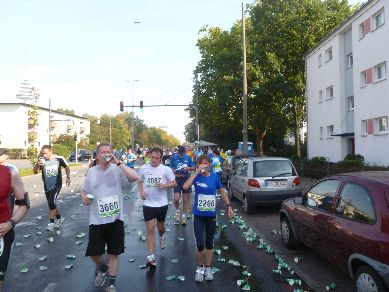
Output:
[280, 171, 389, 291]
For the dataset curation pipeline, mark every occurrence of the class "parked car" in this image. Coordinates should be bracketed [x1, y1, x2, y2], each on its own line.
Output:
[229, 157, 301, 214]
[280, 171, 389, 291]
[221, 154, 258, 186]
[69, 149, 92, 161]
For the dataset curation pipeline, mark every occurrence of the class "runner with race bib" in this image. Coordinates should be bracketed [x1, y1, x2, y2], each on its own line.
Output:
[80, 142, 138, 292]
[137, 147, 176, 269]
[183, 154, 234, 283]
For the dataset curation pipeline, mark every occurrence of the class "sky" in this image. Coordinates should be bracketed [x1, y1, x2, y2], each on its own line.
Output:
[0, 0, 361, 143]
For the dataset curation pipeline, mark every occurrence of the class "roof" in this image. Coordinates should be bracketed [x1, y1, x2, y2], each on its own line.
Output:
[338, 171, 389, 185]
[304, 0, 374, 59]
[0, 102, 89, 121]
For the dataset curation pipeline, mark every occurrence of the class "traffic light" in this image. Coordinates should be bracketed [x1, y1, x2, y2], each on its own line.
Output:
[120, 101, 124, 112]
[140, 101, 144, 111]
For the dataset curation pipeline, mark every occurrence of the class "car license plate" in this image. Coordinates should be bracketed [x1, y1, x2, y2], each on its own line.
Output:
[267, 180, 287, 187]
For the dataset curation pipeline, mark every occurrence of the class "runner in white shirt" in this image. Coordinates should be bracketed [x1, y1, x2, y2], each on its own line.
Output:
[80, 142, 138, 292]
[137, 147, 176, 268]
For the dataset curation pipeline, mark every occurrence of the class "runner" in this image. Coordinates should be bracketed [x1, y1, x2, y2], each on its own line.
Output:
[0, 164, 29, 291]
[210, 149, 223, 180]
[80, 142, 138, 292]
[170, 145, 195, 225]
[122, 147, 137, 169]
[137, 147, 176, 268]
[33, 145, 70, 231]
[183, 154, 234, 282]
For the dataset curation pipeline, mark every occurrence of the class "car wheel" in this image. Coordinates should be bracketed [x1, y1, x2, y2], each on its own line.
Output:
[355, 265, 386, 292]
[243, 195, 253, 214]
[280, 217, 299, 248]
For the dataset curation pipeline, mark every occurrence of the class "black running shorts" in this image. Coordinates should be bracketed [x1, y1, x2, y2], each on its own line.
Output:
[174, 177, 192, 194]
[85, 220, 124, 256]
[143, 205, 168, 222]
[0, 229, 15, 281]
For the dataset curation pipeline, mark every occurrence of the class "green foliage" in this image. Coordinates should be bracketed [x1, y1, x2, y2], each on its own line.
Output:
[336, 159, 364, 169]
[344, 154, 365, 163]
[188, 0, 354, 157]
[5, 149, 26, 159]
[310, 156, 328, 166]
[52, 144, 72, 159]
[26, 145, 38, 165]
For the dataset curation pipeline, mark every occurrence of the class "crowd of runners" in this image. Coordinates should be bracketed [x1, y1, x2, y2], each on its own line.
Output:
[0, 144, 234, 292]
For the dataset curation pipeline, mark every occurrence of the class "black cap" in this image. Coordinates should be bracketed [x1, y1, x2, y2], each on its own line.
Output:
[178, 146, 185, 153]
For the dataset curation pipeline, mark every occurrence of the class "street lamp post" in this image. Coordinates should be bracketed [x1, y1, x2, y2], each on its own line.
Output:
[130, 79, 139, 151]
[242, 2, 248, 156]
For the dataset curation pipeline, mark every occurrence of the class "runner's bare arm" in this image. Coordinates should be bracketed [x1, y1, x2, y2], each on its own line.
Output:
[157, 179, 177, 189]
[33, 161, 40, 174]
[0, 170, 29, 236]
[183, 170, 200, 190]
[65, 166, 71, 186]
[137, 179, 147, 200]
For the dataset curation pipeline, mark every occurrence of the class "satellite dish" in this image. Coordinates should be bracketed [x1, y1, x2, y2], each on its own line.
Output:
[16, 80, 35, 102]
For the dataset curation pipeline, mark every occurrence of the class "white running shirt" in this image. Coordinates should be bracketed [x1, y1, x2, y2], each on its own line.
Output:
[138, 164, 175, 207]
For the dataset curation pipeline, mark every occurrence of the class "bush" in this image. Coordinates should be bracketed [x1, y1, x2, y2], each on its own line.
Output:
[336, 159, 364, 169]
[5, 149, 26, 159]
[344, 154, 364, 163]
[310, 156, 328, 167]
[52, 144, 72, 159]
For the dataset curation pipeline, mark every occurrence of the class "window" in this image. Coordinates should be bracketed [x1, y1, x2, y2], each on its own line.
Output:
[319, 90, 323, 103]
[335, 183, 376, 224]
[361, 120, 368, 135]
[361, 70, 367, 86]
[318, 54, 322, 67]
[375, 116, 388, 133]
[372, 9, 385, 30]
[327, 125, 334, 138]
[253, 160, 294, 177]
[325, 47, 332, 62]
[346, 53, 353, 68]
[306, 180, 339, 212]
[373, 62, 386, 82]
[359, 22, 365, 39]
[320, 127, 323, 140]
[326, 85, 334, 100]
[347, 96, 354, 111]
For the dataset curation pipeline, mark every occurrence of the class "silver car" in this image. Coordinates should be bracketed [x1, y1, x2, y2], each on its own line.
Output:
[229, 157, 302, 214]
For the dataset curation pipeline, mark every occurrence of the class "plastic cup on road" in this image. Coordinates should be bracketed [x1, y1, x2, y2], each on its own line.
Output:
[87, 194, 94, 203]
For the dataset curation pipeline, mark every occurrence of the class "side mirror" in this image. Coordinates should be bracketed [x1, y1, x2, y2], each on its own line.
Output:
[294, 197, 303, 205]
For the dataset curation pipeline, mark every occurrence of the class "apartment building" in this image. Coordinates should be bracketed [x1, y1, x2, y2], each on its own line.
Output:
[0, 102, 90, 152]
[306, 0, 388, 166]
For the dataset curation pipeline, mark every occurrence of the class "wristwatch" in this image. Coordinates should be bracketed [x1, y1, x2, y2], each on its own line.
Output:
[9, 219, 16, 228]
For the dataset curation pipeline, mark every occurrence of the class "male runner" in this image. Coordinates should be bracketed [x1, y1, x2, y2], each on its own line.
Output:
[33, 145, 70, 231]
[170, 145, 194, 225]
[0, 164, 29, 291]
[81, 142, 138, 292]
[137, 147, 176, 268]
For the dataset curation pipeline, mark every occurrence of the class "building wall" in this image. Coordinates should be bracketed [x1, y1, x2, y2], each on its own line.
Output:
[352, 1, 389, 165]
[0, 103, 90, 151]
[307, 0, 389, 166]
[0, 104, 28, 149]
[307, 34, 344, 162]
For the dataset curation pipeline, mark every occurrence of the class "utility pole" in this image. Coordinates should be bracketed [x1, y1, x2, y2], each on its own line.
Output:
[49, 98, 52, 145]
[242, 2, 248, 156]
[195, 73, 200, 142]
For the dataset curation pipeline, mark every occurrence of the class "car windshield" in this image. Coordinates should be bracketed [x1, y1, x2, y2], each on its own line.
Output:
[253, 160, 293, 177]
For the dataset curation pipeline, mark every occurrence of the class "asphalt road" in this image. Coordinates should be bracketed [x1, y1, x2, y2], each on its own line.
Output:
[228, 179, 355, 292]
[4, 164, 308, 292]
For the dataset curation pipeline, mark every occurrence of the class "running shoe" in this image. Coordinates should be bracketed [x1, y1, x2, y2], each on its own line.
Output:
[105, 285, 116, 292]
[46, 223, 54, 232]
[195, 266, 204, 282]
[95, 271, 106, 287]
[181, 215, 187, 225]
[204, 267, 214, 281]
[159, 235, 166, 249]
[54, 218, 64, 228]
[175, 211, 181, 221]
[146, 255, 156, 268]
